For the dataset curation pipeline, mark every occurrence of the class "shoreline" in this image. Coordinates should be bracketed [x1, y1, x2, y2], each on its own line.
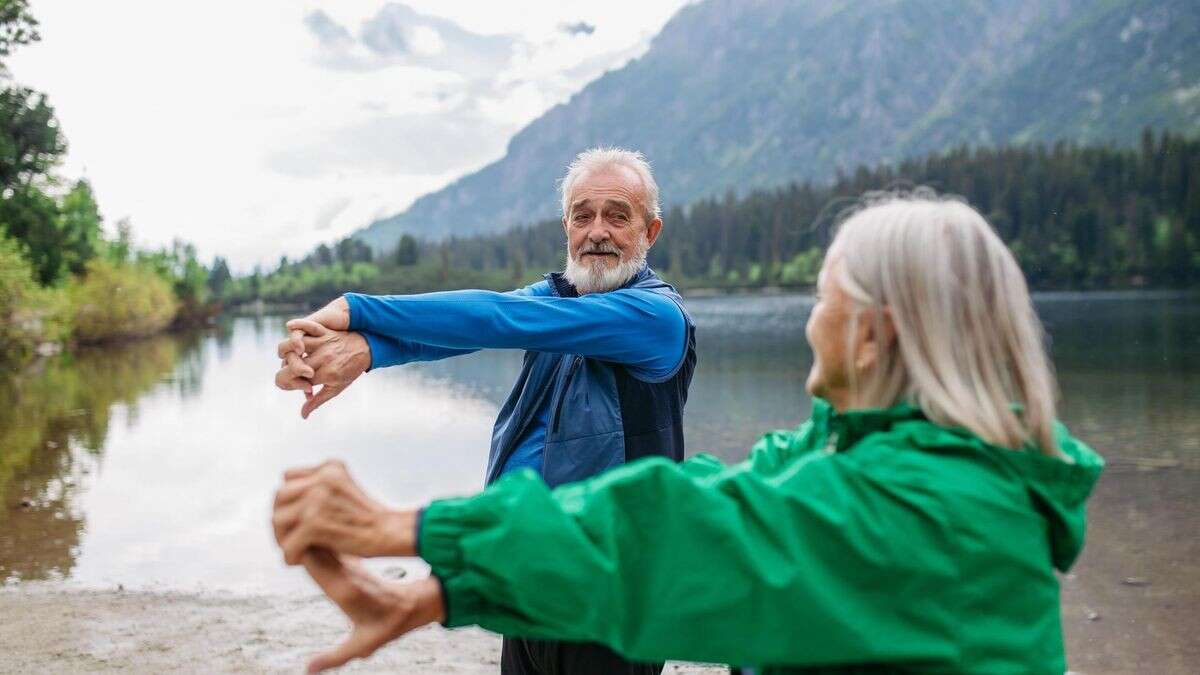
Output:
[0, 585, 728, 674]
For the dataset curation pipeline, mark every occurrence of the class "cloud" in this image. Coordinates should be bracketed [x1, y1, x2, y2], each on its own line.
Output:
[303, 10, 353, 49]
[560, 21, 596, 37]
[312, 196, 352, 231]
[263, 105, 512, 179]
[304, 2, 516, 78]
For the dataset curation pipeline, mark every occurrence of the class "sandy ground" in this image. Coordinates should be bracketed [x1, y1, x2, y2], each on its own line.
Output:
[0, 586, 728, 674]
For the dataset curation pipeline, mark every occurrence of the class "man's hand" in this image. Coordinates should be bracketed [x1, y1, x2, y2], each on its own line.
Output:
[301, 550, 445, 673]
[273, 460, 417, 565]
[275, 317, 371, 419]
[299, 297, 352, 332]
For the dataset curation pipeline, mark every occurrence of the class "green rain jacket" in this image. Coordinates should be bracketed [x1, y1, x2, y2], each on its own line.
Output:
[419, 399, 1104, 673]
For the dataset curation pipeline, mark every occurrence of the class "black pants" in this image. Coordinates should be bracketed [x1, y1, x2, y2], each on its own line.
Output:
[501, 637, 664, 675]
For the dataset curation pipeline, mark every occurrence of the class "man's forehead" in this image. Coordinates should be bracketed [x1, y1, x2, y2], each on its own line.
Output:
[567, 167, 646, 209]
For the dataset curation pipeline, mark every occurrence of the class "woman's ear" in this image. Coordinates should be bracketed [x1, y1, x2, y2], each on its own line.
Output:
[854, 307, 895, 373]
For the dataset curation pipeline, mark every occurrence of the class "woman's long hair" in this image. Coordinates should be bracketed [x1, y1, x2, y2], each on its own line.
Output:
[829, 190, 1061, 455]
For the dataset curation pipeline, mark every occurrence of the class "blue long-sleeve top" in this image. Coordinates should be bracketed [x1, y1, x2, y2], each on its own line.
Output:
[344, 281, 688, 476]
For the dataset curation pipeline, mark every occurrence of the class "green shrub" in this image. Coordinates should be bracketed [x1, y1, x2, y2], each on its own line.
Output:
[0, 234, 69, 363]
[69, 258, 178, 343]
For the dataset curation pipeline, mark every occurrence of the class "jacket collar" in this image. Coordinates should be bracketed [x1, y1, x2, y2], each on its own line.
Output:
[818, 399, 928, 453]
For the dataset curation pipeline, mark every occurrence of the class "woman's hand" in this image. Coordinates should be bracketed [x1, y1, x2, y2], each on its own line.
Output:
[273, 460, 418, 564]
[302, 550, 445, 673]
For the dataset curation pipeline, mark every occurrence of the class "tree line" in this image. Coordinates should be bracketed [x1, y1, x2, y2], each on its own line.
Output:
[0, 1, 225, 364]
[241, 128, 1200, 306]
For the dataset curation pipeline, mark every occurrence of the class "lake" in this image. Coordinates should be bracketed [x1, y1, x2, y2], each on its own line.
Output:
[1, 291, 1197, 671]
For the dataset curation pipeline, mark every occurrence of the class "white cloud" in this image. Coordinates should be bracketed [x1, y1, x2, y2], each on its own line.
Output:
[10, 0, 689, 271]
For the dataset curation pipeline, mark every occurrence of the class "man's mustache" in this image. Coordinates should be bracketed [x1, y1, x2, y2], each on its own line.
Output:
[577, 243, 620, 256]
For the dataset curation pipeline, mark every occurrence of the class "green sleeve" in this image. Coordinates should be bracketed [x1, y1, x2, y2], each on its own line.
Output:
[419, 424, 963, 667]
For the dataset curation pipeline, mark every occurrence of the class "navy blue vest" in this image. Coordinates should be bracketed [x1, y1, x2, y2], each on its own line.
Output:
[484, 267, 697, 487]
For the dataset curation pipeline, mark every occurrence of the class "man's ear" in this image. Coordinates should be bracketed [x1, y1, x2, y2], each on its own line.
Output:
[645, 217, 663, 247]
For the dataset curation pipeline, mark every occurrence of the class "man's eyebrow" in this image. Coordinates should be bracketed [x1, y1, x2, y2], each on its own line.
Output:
[569, 197, 637, 213]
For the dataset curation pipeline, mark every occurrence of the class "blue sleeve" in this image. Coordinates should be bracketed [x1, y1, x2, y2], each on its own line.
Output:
[345, 284, 687, 382]
[357, 282, 548, 370]
[358, 332, 476, 370]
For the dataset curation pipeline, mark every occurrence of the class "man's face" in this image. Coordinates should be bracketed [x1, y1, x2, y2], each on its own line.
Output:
[561, 166, 662, 293]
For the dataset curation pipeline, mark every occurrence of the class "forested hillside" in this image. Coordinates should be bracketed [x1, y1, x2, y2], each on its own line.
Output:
[244, 131, 1199, 305]
[354, 0, 1200, 251]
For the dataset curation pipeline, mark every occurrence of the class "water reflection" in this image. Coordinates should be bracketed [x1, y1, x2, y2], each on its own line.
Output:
[0, 335, 198, 583]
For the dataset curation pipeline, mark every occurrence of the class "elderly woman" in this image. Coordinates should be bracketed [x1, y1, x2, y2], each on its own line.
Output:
[273, 193, 1103, 674]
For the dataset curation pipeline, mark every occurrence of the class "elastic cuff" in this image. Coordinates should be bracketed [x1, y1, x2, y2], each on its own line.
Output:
[417, 499, 467, 576]
[414, 507, 426, 558]
[438, 571, 486, 628]
[419, 499, 486, 627]
[360, 330, 403, 371]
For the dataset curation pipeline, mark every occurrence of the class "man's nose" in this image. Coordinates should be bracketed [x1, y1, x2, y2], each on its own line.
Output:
[586, 220, 610, 242]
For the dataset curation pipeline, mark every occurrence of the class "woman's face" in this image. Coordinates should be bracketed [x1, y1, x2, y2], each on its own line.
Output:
[805, 257, 857, 411]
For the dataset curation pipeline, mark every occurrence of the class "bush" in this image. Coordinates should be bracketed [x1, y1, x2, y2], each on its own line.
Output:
[0, 234, 69, 363]
[69, 258, 178, 343]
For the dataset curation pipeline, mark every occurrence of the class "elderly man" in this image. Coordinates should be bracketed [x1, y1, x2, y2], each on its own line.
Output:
[276, 148, 695, 675]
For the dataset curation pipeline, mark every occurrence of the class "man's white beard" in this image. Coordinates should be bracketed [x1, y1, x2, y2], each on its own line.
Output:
[564, 235, 648, 294]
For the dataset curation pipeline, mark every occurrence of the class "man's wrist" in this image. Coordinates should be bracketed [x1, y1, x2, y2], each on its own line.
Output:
[347, 331, 373, 372]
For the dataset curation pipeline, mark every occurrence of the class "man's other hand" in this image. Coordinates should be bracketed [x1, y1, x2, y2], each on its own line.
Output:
[275, 318, 371, 419]
[301, 550, 445, 673]
[273, 460, 417, 564]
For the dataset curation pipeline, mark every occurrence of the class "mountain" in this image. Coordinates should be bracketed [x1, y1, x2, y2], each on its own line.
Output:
[354, 0, 1200, 252]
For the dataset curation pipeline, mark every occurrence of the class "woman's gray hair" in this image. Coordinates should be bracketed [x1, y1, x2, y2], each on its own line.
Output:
[559, 147, 661, 224]
[829, 189, 1061, 456]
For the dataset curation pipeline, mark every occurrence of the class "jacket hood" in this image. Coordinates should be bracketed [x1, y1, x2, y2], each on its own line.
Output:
[991, 424, 1105, 571]
[825, 400, 1105, 572]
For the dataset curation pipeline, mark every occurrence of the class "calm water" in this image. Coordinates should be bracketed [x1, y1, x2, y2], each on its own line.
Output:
[0, 292, 1197, 664]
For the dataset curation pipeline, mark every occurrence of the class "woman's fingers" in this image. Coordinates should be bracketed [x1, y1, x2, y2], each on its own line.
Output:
[306, 628, 381, 674]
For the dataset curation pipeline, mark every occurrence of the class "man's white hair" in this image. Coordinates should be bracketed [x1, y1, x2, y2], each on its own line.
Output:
[828, 189, 1061, 456]
[559, 147, 661, 223]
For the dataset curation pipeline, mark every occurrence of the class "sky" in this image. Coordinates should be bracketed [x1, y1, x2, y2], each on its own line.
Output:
[10, 1, 691, 271]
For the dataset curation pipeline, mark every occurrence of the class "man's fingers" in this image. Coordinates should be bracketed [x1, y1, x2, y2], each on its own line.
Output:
[285, 354, 316, 383]
[277, 329, 307, 359]
[301, 384, 342, 419]
[288, 318, 331, 337]
[301, 334, 329, 354]
[276, 365, 313, 393]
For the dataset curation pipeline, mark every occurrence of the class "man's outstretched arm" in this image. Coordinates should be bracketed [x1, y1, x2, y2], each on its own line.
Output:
[274, 284, 544, 417]
[344, 287, 687, 381]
